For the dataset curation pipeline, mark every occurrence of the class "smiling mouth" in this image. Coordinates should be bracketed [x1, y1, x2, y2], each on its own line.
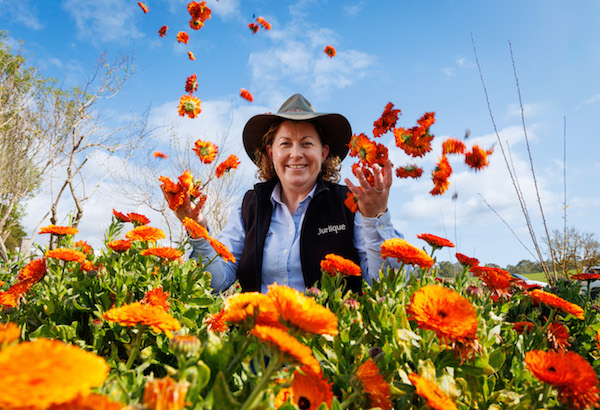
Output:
[286, 165, 307, 169]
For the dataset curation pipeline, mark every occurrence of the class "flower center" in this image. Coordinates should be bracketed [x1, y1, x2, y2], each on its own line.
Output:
[298, 397, 311, 409]
[183, 101, 196, 112]
[437, 310, 447, 318]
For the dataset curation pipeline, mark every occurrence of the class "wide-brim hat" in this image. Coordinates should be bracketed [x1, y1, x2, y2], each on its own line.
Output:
[242, 93, 352, 164]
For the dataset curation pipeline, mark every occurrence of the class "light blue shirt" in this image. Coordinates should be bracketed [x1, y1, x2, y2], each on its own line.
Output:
[190, 182, 402, 293]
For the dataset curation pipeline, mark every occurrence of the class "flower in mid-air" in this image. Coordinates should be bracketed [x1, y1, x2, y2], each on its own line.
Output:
[464, 145, 493, 171]
[240, 88, 253, 102]
[158, 25, 168, 37]
[408, 372, 457, 410]
[380, 238, 434, 270]
[137, 1, 149, 13]
[153, 151, 168, 159]
[248, 23, 259, 33]
[178, 95, 202, 118]
[193, 139, 218, 163]
[320, 254, 361, 277]
[188, 1, 211, 21]
[324, 45, 336, 58]
[176, 31, 189, 44]
[396, 165, 424, 179]
[215, 154, 240, 177]
[442, 138, 466, 155]
[348, 133, 378, 165]
[344, 191, 359, 213]
[525, 350, 599, 409]
[187, 51, 195, 60]
[256, 16, 271, 30]
[373, 102, 401, 138]
[0, 338, 109, 409]
[189, 18, 204, 30]
[185, 73, 198, 94]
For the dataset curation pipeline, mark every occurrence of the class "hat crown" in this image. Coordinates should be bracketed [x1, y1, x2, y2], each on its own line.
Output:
[277, 93, 316, 114]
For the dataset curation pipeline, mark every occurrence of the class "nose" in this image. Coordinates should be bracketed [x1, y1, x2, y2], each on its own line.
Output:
[290, 143, 302, 157]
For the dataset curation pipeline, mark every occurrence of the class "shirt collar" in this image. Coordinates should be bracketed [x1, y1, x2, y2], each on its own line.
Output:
[270, 182, 318, 206]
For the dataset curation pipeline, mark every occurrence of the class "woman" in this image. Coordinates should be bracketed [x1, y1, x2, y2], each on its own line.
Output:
[175, 94, 401, 293]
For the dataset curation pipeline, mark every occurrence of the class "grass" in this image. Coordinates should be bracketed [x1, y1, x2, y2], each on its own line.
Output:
[522, 272, 549, 283]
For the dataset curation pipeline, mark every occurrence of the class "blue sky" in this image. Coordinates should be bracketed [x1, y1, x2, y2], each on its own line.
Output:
[1, 0, 599, 268]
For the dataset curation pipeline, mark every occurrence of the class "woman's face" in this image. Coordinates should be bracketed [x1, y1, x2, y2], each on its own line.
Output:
[266, 121, 329, 196]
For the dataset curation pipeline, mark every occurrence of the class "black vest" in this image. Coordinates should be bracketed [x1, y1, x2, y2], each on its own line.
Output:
[238, 177, 362, 293]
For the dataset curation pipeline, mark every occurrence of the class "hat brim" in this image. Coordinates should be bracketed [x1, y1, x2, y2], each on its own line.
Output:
[242, 112, 352, 164]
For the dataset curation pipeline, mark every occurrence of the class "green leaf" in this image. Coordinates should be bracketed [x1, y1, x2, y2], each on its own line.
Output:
[208, 371, 240, 410]
[489, 348, 505, 372]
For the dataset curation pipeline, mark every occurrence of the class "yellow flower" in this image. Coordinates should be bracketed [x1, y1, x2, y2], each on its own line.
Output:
[0, 322, 20, 346]
[0, 339, 109, 409]
[103, 302, 181, 338]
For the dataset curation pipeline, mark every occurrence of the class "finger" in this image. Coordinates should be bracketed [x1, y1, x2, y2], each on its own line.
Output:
[372, 164, 385, 192]
[383, 160, 393, 188]
[344, 178, 364, 199]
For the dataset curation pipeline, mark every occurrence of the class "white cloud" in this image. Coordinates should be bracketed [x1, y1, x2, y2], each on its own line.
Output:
[247, 24, 375, 100]
[577, 93, 600, 109]
[0, 0, 43, 30]
[61, 0, 143, 45]
[505, 102, 545, 120]
[344, 2, 366, 16]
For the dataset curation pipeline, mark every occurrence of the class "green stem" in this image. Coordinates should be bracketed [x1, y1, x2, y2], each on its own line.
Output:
[340, 391, 362, 409]
[539, 309, 556, 335]
[226, 338, 252, 373]
[240, 350, 283, 410]
[125, 324, 146, 370]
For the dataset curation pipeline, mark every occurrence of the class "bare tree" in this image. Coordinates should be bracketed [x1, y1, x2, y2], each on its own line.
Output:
[545, 227, 600, 274]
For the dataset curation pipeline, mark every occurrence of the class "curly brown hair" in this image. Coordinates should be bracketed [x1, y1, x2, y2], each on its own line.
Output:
[253, 120, 341, 182]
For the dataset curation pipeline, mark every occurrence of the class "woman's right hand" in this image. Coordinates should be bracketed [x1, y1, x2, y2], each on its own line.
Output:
[161, 187, 208, 228]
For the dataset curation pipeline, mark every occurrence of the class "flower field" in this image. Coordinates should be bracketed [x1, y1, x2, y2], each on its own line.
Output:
[1, 220, 599, 409]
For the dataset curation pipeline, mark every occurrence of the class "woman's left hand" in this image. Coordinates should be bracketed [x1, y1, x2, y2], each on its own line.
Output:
[344, 159, 393, 218]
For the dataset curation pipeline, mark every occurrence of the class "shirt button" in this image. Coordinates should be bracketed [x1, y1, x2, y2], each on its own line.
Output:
[283, 249, 288, 254]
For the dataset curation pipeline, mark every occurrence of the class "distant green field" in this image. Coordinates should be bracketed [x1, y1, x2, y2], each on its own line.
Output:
[521, 272, 549, 283]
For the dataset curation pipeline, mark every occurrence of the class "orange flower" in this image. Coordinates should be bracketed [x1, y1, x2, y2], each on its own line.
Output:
[394, 126, 434, 158]
[432, 155, 452, 181]
[112, 209, 130, 223]
[396, 165, 424, 179]
[182, 217, 210, 240]
[547, 322, 570, 352]
[407, 285, 479, 354]
[571, 273, 600, 281]
[154, 151, 168, 159]
[442, 138, 466, 155]
[276, 366, 333, 409]
[128, 212, 150, 226]
[143, 376, 190, 410]
[178, 94, 201, 118]
[103, 302, 181, 338]
[470, 266, 514, 298]
[207, 237, 236, 263]
[187, 1, 211, 21]
[125, 226, 166, 242]
[188, 51, 195, 60]
[141, 246, 183, 261]
[455, 252, 479, 268]
[240, 88, 254, 102]
[0, 322, 20, 345]
[0, 338, 109, 409]
[248, 23, 259, 34]
[107, 239, 132, 252]
[137, 1, 149, 13]
[215, 154, 240, 178]
[348, 133, 377, 165]
[39, 224, 78, 235]
[17, 258, 47, 284]
[251, 325, 321, 375]
[192, 139, 218, 163]
[75, 241, 93, 254]
[189, 18, 204, 30]
[344, 191, 359, 213]
[256, 16, 271, 30]
[525, 350, 599, 410]
[430, 177, 450, 196]
[320, 254, 361, 277]
[380, 238, 434, 270]
[45, 248, 86, 263]
[176, 31, 189, 44]
[417, 233, 455, 249]
[222, 292, 280, 327]
[158, 25, 168, 37]
[324, 45, 336, 58]
[204, 309, 229, 333]
[512, 321, 535, 334]
[48, 393, 123, 410]
[530, 289, 585, 320]
[267, 283, 338, 336]
[464, 145, 493, 171]
[142, 287, 171, 312]
[408, 372, 457, 410]
[373, 102, 401, 138]
[417, 112, 436, 129]
[356, 358, 392, 410]
[0, 282, 32, 308]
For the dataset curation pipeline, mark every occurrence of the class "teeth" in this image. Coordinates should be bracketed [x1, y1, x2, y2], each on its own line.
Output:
[288, 165, 306, 169]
